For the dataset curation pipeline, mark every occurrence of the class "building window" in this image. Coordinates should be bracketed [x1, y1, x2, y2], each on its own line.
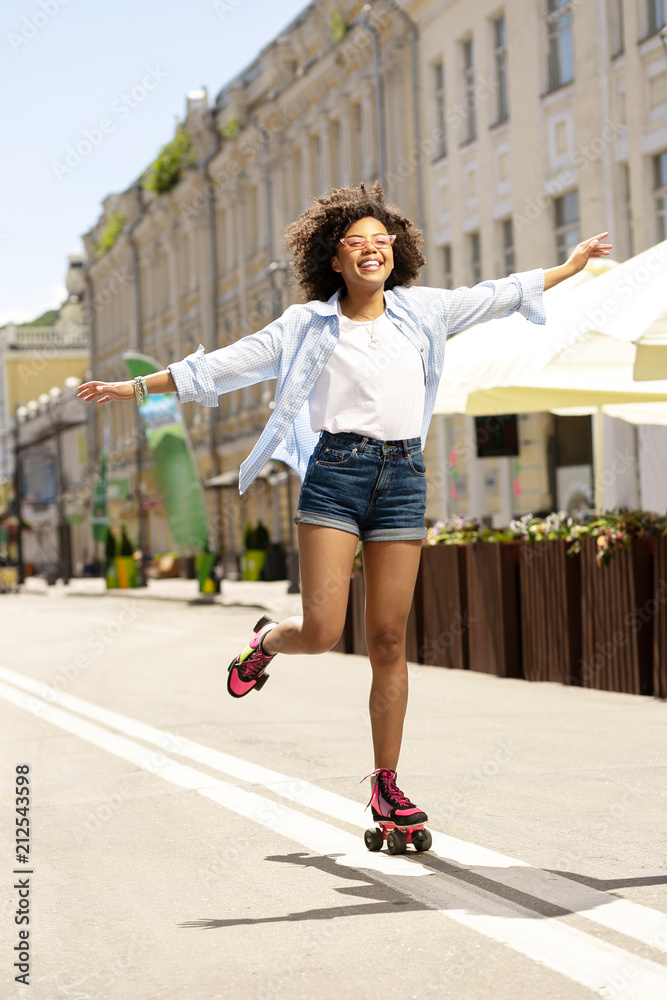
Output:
[310, 134, 322, 196]
[493, 16, 509, 123]
[462, 39, 476, 142]
[179, 232, 188, 295]
[228, 204, 237, 269]
[292, 148, 303, 212]
[330, 120, 342, 187]
[554, 189, 580, 260]
[433, 60, 447, 159]
[547, 0, 574, 91]
[350, 103, 363, 182]
[470, 231, 481, 284]
[648, 0, 667, 34]
[619, 162, 634, 257]
[608, 0, 624, 56]
[655, 152, 667, 240]
[442, 245, 453, 288]
[248, 186, 259, 255]
[501, 218, 515, 275]
[217, 207, 226, 275]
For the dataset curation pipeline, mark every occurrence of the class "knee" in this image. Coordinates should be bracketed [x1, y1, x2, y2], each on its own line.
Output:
[366, 625, 406, 663]
[300, 621, 342, 655]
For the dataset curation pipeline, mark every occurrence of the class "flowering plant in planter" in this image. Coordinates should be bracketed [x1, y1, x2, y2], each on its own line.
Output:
[427, 514, 548, 545]
[426, 515, 485, 545]
[427, 508, 667, 566]
[566, 509, 667, 566]
[508, 511, 578, 542]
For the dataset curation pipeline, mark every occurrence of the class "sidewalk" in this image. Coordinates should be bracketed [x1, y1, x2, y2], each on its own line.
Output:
[20, 574, 304, 619]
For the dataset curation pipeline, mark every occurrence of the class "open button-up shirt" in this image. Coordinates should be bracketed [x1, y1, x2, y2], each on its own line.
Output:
[168, 269, 546, 494]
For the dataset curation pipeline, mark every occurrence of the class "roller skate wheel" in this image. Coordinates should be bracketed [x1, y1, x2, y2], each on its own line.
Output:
[411, 828, 432, 852]
[364, 827, 384, 852]
[386, 829, 407, 855]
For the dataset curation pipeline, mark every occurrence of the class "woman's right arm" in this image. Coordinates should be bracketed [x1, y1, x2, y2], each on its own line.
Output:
[78, 309, 289, 406]
[77, 369, 175, 403]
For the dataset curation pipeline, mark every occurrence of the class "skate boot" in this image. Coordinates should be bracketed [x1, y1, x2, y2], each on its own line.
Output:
[227, 615, 278, 698]
[362, 768, 432, 855]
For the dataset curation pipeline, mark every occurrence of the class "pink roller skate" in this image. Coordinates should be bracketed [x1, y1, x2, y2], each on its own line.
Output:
[362, 767, 432, 854]
[227, 616, 278, 698]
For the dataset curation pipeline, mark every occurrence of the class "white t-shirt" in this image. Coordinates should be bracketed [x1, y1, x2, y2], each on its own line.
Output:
[308, 301, 425, 440]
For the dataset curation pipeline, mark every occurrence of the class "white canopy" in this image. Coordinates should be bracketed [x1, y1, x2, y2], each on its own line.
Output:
[435, 243, 667, 414]
[432, 244, 667, 511]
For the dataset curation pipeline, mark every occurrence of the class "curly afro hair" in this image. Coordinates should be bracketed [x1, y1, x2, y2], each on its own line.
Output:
[284, 182, 425, 302]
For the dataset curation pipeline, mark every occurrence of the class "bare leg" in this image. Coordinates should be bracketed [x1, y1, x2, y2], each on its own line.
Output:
[362, 539, 422, 772]
[261, 524, 358, 656]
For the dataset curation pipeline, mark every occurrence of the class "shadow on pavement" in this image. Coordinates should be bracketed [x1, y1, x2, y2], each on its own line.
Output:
[178, 851, 430, 929]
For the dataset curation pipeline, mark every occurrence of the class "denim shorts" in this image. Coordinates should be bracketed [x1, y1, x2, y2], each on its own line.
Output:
[294, 431, 427, 542]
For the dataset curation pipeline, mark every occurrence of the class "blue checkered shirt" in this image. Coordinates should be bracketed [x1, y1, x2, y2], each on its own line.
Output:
[169, 270, 546, 494]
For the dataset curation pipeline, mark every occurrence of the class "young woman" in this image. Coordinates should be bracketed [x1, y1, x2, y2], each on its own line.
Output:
[78, 182, 611, 833]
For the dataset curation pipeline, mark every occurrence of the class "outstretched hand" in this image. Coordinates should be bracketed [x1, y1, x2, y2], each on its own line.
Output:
[77, 380, 135, 404]
[566, 232, 613, 274]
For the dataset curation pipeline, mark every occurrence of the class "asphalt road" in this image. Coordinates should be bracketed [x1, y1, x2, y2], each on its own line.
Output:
[1, 589, 666, 1000]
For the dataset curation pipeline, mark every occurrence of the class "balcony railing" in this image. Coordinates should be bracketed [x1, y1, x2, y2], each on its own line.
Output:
[2, 324, 89, 349]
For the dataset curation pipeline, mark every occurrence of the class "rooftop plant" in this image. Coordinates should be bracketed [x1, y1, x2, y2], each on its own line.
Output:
[142, 130, 196, 195]
[93, 209, 126, 259]
[220, 116, 239, 139]
[329, 8, 348, 44]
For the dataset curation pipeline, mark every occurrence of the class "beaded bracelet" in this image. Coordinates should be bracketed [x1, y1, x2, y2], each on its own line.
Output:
[133, 377, 148, 406]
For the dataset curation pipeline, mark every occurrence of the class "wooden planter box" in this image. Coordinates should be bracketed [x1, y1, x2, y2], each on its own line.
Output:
[405, 554, 424, 665]
[466, 542, 522, 678]
[351, 571, 368, 656]
[654, 535, 667, 699]
[419, 544, 469, 669]
[579, 537, 653, 695]
[519, 540, 582, 684]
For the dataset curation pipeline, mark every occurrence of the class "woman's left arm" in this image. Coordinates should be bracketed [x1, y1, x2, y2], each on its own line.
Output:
[543, 232, 613, 290]
[437, 231, 614, 338]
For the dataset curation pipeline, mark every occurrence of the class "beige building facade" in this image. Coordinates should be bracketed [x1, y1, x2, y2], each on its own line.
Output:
[411, 0, 667, 522]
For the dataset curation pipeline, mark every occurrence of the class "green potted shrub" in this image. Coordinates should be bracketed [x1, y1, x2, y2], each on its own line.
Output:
[114, 524, 139, 588]
[105, 527, 118, 589]
[195, 546, 221, 595]
[242, 520, 270, 581]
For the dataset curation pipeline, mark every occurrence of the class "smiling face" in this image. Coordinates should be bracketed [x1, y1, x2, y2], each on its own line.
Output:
[331, 216, 394, 295]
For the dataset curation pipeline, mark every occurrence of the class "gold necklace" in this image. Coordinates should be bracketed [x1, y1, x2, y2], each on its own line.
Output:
[345, 305, 384, 350]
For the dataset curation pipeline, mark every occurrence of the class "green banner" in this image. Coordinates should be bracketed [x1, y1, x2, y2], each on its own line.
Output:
[91, 450, 109, 543]
[124, 352, 210, 554]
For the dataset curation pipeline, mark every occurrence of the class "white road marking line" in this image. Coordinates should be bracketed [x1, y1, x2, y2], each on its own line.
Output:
[1, 663, 664, 962]
[3, 684, 667, 1000]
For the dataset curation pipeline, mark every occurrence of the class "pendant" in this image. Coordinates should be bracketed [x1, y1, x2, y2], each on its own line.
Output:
[368, 338, 380, 350]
